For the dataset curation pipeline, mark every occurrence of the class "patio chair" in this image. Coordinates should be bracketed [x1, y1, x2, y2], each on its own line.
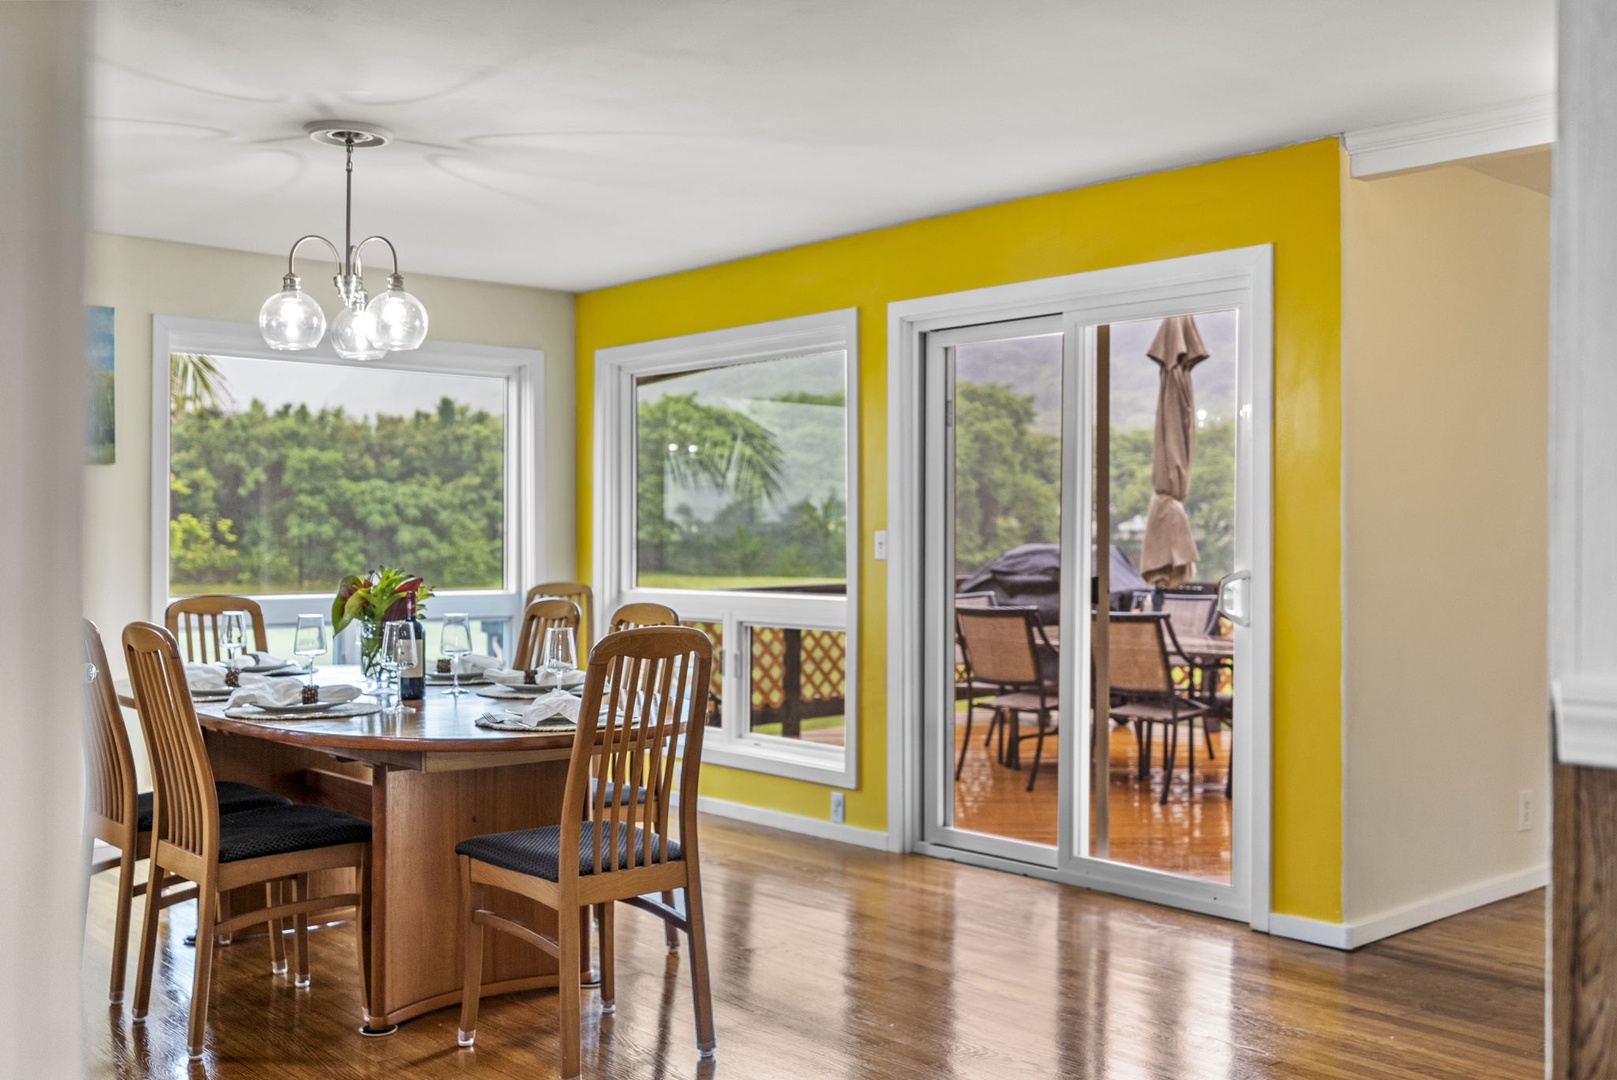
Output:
[954, 605, 1059, 790]
[1106, 612, 1215, 804]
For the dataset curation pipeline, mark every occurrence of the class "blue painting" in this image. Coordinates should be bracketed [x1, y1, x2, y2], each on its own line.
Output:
[86, 305, 115, 464]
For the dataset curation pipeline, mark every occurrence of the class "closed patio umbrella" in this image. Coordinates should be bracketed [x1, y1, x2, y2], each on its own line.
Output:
[1140, 315, 1209, 587]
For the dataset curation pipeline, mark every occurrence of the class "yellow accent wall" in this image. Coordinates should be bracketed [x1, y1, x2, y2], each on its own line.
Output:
[577, 139, 1344, 922]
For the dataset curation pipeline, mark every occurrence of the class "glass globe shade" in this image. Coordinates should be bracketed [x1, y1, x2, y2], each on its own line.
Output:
[365, 278, 428, 351]
[258, 285, 325, 351]
[331, 299, 386, 361]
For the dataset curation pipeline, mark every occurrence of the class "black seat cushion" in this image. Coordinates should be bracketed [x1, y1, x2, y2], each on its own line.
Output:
[590, 779, 649, 806]
[216, 803, 371, 864]
[457, 822, 680, 880]
[135, 781, 292, 832]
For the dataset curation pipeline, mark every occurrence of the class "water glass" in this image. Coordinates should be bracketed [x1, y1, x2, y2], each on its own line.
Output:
[440, 613, 473, 696]
[380, 619, 415, 708]
[541, 626, 577, 687]
[219, 610, 249, 666]
[293, 614, 326, 685]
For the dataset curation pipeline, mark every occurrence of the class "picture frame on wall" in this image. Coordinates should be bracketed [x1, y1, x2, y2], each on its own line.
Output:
[86, 305, 115, 464]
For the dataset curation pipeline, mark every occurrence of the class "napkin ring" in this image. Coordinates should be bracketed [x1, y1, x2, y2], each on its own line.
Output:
[300, 684, 320, 705]
[523, 669, 539, 685]
[224, 669, 241, 688]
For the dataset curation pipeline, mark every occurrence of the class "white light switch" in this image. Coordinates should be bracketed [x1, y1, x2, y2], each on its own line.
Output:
[873, 530, 888, 560]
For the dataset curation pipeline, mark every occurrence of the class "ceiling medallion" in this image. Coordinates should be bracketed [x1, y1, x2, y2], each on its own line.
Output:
[257, 121, 427, 360]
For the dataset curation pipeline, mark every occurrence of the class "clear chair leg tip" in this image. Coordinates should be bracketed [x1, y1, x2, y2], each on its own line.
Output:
[457, 1029, 476, 1047]
[294, 974, 310, 988]
[699, 1045, 717, 1060]
[601, 1001, 615, 1014]
[109, 992, 123, 1005]
[270, 960, 288, 975]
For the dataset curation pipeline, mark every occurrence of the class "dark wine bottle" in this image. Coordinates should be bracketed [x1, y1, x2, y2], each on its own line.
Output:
[399, 594, 426, 702]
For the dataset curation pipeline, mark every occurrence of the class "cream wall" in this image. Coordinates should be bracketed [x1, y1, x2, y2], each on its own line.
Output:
[1341, 162, 1550, 927]
[82, 231, 576, 652]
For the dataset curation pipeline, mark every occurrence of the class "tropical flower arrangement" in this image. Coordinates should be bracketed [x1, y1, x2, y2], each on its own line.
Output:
[332, 567, 435, 677]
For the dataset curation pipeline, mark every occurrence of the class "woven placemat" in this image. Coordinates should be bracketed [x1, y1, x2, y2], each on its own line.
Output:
[224, 700, 384, 722]
[475, 711, 578, 733]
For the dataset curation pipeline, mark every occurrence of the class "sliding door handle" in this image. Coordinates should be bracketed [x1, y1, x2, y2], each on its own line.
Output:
[1216, 570, 1251, 628]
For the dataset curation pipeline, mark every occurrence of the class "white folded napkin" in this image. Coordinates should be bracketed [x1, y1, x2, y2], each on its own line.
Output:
[475, 690, 580, 731]
[228, 681, 361, 709]
[486, 667, 586, 690]
[224, 650, 292, 671]
[186, 664, 268, 693]
[451, 653, 500, 676]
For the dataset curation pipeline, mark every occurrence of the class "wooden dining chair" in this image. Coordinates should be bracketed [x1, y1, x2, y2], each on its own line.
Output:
[607, 601, 680, 634]
[525, 581, 595, 654]
[455, 626, 717, 1077]
[164, 594, 268, 663]
[955, 605, 1059, 789]
[82, 619, 291, 1002]
[122, 621, 374, 1058]
[513, 598, 583, 670]
[1106, 612, 1215, 804]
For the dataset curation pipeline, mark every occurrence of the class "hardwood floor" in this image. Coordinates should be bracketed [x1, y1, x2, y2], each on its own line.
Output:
[953, 711, 1232, 881]
[82, 816, 1544, 1079]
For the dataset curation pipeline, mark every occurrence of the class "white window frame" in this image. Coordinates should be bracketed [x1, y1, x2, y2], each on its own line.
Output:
[150, 316, 545, 638]
[594, 309, 859, 787]
[886, 246, 1273, 926]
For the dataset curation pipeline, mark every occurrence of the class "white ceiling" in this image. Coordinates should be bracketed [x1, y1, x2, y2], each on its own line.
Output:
[92, 0, 1555, 292]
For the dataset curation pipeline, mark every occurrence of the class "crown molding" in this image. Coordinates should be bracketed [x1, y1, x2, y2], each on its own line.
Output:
[1344, 94, 1555, 178]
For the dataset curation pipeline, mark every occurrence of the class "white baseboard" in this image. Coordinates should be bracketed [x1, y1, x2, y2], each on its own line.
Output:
[1342, 864, 1547, 949]
[1269, 864, 1548, 951]
[1268, 913, 1353, 949]
[682, 794, 892, 852]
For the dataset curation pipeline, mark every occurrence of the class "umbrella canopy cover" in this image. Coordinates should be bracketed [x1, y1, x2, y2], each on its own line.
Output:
[1140, 315, 1210, 587]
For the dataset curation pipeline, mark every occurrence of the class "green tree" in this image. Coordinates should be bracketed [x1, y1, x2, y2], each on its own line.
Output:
[635, 392, 786, 572]
[952, 382, 1062, 572]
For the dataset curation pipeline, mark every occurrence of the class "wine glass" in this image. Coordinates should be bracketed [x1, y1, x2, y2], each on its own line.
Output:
[293, 614, 326, 686]
[541, 626, 577, 689]
[379, 620, 413, 709]
[219, 610, 249, 667]
[439, 613, 473, 697]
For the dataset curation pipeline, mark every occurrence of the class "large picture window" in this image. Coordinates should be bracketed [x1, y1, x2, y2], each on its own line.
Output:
[152, 317, 544, 661]
[596, 310, 858, 785]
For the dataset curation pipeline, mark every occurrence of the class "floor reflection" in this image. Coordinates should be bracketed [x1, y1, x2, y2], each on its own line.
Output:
[81, 818, 1541, 1079]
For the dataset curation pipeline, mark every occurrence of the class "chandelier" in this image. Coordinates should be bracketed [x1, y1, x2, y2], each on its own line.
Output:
[258, 122, 428, 359]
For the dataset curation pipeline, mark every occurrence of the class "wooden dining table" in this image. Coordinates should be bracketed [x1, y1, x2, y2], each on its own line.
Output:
[118, 665, 588, 1032]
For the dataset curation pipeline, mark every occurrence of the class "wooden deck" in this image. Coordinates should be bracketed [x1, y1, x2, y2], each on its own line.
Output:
[82, 813, 1544, 1078]
[953, 710, 1232, 880]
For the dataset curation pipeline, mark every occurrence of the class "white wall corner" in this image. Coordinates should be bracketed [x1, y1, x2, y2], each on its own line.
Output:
[1553, 676, 1617, 768]
[1267, 914, 1352, 950]
[1344, 94, 1555, 178]
[1271, 865, 1546, 951]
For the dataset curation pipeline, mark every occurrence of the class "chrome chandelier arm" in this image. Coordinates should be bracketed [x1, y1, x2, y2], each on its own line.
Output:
[283, 234, 345, 287]
[350, 235, 403, 285]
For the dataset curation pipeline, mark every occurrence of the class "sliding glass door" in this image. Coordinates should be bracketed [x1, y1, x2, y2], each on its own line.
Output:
[914, 260, 1268, 921]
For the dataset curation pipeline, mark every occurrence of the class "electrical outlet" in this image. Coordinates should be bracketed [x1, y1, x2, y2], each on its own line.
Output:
[1518, 789, 1532, 832]
[830, 791, 846, 824]
[873, 530, 888, 561]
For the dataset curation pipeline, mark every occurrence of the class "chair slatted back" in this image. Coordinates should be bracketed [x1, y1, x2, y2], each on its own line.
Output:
[512, 599, 582, 670]
[524, 581, 595, 653]
[123, 622, 218, 863]
[164, 595, 268, 664]
[561, 627, 713, 879]
[1107, 613, 1175, 695]
[956, 606, 1045, 686]
[83, 620, 137, 834]
[608, 602, 681, 635]
[1158, 593, 1217, 645]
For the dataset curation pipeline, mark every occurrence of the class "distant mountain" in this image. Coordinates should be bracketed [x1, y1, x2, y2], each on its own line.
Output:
[954, 310, 1239, 433]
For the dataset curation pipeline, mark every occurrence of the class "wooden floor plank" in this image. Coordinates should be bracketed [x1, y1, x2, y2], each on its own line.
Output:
[81, 815, 1544, 1078]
